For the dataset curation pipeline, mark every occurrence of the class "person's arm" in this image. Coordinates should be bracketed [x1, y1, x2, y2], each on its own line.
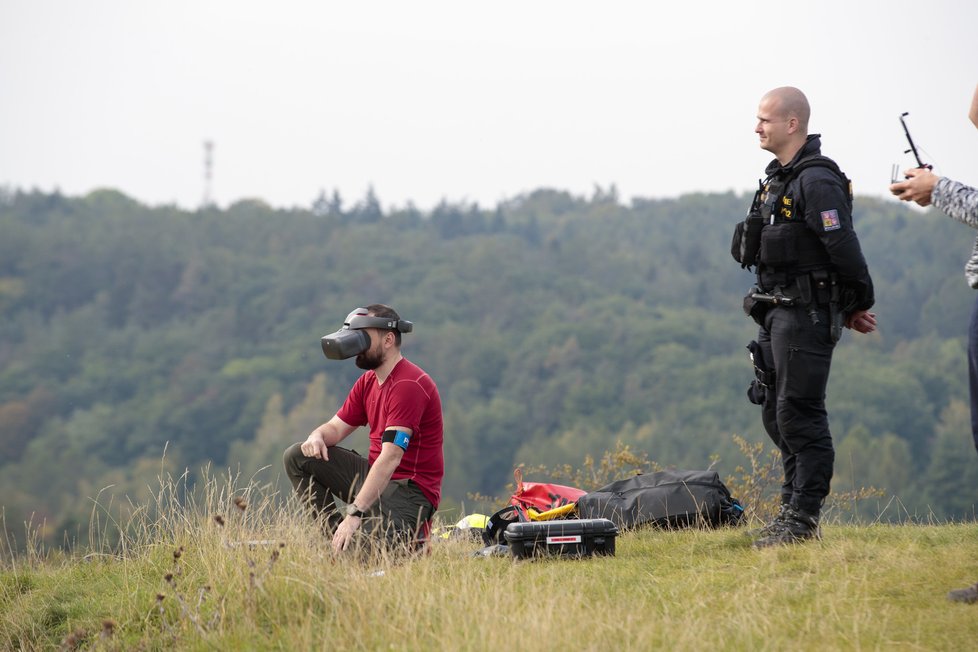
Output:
[350, 439, 406, 511]
[300, 414, 356, 461]
[931, 178, 978, 229]
[802, 174, 877, 333]
[331, 431, 410, 552]
[804, 175, 875, 310]
[969, 82, 978, 129]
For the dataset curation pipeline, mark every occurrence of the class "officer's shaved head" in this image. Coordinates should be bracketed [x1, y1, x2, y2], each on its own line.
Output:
[762, 86, 810, 134]
[756, 86, 812, 164]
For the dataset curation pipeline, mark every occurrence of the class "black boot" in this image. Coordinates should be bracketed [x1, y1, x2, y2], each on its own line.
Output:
[948, 583, 978, 604]
[752, 506, 820, 548]
[749, 503, 790, 538]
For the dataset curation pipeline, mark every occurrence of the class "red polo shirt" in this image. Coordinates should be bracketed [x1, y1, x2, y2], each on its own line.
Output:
[337, 358, 444, 508]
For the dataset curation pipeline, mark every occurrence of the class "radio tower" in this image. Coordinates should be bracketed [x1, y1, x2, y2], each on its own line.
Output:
[202, 140, 214, 208]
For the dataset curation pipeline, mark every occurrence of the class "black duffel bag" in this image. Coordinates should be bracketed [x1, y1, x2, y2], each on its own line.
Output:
[576, 470, 744, 530]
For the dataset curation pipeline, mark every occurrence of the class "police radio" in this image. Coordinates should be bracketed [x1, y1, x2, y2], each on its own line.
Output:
[891, 112, 932, 183]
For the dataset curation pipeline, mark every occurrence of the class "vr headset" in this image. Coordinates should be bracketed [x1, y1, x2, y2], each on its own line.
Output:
[320, 307, 414, 360]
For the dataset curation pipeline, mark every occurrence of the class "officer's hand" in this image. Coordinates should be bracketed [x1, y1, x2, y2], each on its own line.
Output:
[846, 310, 877, 334]
[889, 168, 937, 207]
[300, 434, 328, 460]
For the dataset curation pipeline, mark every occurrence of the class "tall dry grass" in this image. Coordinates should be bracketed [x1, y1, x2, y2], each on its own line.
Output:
[2, 451, 977, 650]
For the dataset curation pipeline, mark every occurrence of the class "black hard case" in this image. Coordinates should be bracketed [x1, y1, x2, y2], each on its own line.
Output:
[503, 518, 618, 558]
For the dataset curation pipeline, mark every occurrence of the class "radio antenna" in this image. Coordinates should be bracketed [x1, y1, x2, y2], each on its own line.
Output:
[899, 113, 930, 169]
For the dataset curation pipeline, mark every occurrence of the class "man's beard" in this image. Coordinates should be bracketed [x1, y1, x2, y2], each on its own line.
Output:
[355, 348, 383, 370]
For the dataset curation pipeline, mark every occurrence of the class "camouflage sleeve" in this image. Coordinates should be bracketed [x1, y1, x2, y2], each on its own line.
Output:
[965, 236, 978, 289]
[932, 177, 978, 229]
[932, 177, 978, 289]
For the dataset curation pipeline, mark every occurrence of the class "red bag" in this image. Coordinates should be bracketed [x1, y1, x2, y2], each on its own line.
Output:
[508, 468, 586, 517]
[483, 469, 586, 545]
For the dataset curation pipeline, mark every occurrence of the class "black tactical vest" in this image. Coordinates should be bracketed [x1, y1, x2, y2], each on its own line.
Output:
[754, 156, 851, 288]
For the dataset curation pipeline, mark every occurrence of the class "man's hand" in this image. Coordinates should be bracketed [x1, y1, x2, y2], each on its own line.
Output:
[332, 515, 361, 553]
[889, 167, 939, 206]
[846, 310, 877, 334]
[299, 432, 328, 460]
[299, 417, 355, 460]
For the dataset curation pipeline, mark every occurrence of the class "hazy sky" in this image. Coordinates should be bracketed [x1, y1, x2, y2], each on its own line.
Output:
[2, 1, 976, 212]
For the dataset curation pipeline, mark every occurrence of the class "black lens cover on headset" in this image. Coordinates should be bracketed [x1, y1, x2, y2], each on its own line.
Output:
[320, 308, 414, 360]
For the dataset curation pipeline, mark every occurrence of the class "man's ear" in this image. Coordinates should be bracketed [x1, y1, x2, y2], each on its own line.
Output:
[787, 116, 799, 134]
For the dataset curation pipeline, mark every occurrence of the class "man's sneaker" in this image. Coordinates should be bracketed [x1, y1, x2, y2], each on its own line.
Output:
[947, 583, 978, 604]
[752, 506, 820, 548]
[748, 503, 790, 538]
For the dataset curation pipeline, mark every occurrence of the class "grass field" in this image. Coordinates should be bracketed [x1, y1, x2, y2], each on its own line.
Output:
[3, 474, 978, 650]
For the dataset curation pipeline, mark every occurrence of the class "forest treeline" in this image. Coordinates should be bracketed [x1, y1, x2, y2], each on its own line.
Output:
[2, 184, 978, 545]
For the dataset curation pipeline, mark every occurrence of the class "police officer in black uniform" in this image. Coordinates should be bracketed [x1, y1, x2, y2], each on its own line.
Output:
[734, 87, 877, 547]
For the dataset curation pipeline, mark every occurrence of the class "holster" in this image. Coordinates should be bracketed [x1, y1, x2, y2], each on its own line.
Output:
[793, 274, 813, 306]
[742, 287, 769, 326]
[746, 340, 773, 406]
[830, 296, 843, 343]
[809, 270, 843, 343]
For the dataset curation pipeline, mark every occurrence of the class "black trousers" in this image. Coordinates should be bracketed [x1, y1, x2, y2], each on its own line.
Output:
[968, 292, 978, 455]
[282, 443, 434, 545]
[757, 303, 836, 515]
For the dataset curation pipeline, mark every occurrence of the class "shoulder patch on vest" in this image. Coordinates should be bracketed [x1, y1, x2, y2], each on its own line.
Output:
[820, 209, 841, 231]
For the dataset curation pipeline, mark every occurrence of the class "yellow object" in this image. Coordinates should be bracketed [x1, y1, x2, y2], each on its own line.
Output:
[437, 513, 490, 538]
[458, 513, 489, 529]
[526, 503, 577, 521]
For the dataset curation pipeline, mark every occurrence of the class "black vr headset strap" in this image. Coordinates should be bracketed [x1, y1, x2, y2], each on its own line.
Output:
[347, 315, 414, 333]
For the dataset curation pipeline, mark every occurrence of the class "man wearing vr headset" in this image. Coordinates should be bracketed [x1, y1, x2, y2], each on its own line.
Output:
[283, 304, 443, 553]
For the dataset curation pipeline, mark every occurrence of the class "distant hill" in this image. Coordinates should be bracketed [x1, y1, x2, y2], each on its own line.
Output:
[1, 185, 977, 545]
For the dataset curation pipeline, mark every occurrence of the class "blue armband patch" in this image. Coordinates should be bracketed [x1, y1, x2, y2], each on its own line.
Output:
[382, 429, 411, 451]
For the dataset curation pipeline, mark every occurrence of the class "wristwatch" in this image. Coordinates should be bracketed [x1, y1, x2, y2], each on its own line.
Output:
[345, 503, 367, 518]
